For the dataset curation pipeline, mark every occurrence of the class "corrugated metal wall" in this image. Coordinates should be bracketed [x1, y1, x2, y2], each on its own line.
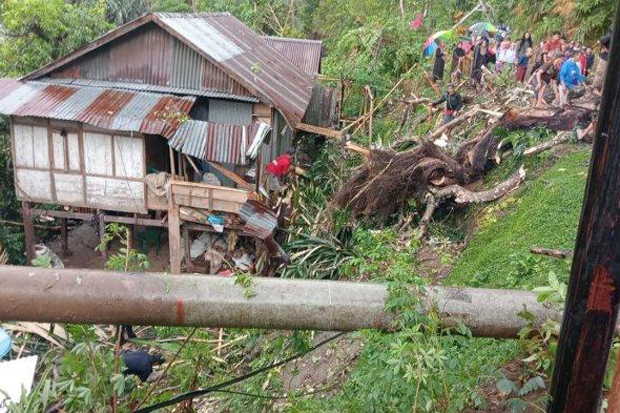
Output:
[49, 24, 254, 99]
[207, 99, 252, 125]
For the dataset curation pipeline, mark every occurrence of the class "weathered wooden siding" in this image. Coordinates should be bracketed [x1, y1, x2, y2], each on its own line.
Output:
[12, 117, 147, 213]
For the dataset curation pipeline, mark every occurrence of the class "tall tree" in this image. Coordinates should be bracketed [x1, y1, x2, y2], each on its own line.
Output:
[0, 0, 112, 76]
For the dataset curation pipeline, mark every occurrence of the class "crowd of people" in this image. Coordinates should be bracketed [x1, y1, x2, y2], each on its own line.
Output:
[431, 28, 610, 111]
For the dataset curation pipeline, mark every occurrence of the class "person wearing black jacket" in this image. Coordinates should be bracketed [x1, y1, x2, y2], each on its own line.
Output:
[432, 84, 463, 125]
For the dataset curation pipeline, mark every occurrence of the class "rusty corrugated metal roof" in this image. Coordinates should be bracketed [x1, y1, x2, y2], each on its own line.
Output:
[264, 36, 322, 76]
[0, 78, 194, 138]
[21, 12, 316, 128]
[153, 13, 313, 127]
[169, 120, 261, 165]
[37, 78, 259, 103]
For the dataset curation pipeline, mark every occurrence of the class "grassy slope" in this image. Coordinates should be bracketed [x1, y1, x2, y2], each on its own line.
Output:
[445, 148, 591, 290]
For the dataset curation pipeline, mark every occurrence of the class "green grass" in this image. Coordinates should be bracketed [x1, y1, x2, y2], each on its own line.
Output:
[445, 148, 591, 290]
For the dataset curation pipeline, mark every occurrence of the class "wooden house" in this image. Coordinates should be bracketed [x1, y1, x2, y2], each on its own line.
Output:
[0, 12, 338, 273]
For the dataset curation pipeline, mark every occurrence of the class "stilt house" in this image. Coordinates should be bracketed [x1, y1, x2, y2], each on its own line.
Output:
[0, 13, 338, 273]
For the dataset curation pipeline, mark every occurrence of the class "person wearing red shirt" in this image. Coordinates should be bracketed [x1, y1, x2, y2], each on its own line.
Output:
[266, 148, 295, 191]
[545, 31, 562, 54]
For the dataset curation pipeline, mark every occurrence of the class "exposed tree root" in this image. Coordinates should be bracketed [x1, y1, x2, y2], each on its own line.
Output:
[332, 105, 594, 233]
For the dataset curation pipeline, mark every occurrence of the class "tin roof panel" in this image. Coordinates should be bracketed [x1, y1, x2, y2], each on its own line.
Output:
[0, 78, 195, 138]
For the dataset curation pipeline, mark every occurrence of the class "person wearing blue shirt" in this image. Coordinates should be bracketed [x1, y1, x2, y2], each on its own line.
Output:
[559, 52, 585, 106]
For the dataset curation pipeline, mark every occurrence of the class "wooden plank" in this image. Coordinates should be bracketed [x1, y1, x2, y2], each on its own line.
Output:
[85, 176, 146, 214]
[103, 214, 166, 228]
[32, 125, 49, 169]
[172, 194, 242, 214]
[60, 218, 71, 256]
[169, 146, 176, 179]
[296, 123, 343, 139]
[54, 173, 84, 204]
[31, 209, 94, 221]
[168, 203, 182, 274]
[97, 210, 106, 259]
[171, 181, 249, 202]
[14, 123, 34, 168]
[21, 202, 35, 263]
[182, 224, 192, 271]
[206, 160, 255, 192]
[15, 169, 52, 201]
[46, 121, 57, 203]
[114, 135, 145, 179]
[83, 132, 113, 176]
[78, 123, 87, 205]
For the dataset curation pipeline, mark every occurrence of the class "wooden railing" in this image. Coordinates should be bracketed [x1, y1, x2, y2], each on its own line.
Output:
[168, 180, 250, 214]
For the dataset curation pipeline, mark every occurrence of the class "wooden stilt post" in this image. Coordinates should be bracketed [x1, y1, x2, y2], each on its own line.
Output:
[182, 223, 192, 272]
[60, 218, 71, 257]
[21, 202, 35, 263]
[97, 210, 107, 259]
[169, 147, 176, 180]
[168, 204, 182, 274]
[548, 4, 620, 411]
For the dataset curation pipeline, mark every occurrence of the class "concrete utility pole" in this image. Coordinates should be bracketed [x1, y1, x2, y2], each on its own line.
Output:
[548, 2, 620, 411]
[0, 265, 559, 338]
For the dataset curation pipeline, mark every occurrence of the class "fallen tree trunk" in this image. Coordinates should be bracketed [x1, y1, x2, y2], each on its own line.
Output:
[0, 265, 559, 338]
[418, 167, 526, 235]
[333, 106, 594, 222]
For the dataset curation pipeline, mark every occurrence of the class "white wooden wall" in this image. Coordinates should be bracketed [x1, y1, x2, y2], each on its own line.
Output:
[12, 118, 147, 213]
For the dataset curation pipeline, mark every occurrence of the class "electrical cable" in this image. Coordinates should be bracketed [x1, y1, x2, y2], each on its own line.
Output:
[134, 331, 347, 412]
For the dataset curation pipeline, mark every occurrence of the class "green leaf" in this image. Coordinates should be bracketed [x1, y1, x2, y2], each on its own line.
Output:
[497, 378, 516, 395]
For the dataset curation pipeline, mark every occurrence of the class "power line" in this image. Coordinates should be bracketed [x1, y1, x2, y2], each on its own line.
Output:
[134, 331, 347, 412]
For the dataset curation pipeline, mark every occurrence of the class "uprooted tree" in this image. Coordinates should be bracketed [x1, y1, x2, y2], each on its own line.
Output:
[333, 105, 595, 233]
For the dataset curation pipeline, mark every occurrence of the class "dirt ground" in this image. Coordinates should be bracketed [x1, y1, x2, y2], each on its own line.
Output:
[48, 221, 171, 272]
[276, 332, 361, 405]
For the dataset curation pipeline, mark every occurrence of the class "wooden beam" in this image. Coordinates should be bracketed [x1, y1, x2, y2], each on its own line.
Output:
[206, 161, 255, 192]
[168, 203, 182, 275]
[296, 123, 343, 140]
[169, 146, 176, 180]
[345, 142, 371, 158]
[97, 210, 106, 259]
[548, 7, 620, 412]
[31, 209, 94, 221]
[21, 202, 35, 263]
[60, 218, 71, 257]
[182, 223, 192, 272]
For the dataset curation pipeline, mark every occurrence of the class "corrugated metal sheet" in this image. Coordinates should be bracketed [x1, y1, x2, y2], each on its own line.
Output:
[37, 78, 259, 102]
[23, 12, 315, 127]
[169, 120, 261, 165]
[0, 78, 195, 138]
[154, 13, 314, 127]
[207, 99, 252, 125]
[239, 200, 278, 240]
[264, 36, 322, 76]
[46, 24, 254, 100]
